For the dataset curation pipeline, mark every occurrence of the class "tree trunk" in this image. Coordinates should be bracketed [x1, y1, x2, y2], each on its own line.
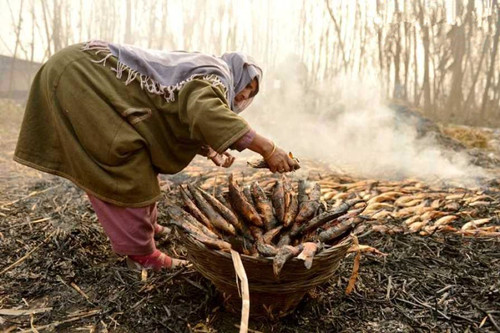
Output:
[393, 1, 402, 99]
[325, 0, 348, 72]
[147, 1, 157, 48]
[7, 0, 24, 96]
[480, 4, 500, 119]
[464, 25, 489, 117]
[52, 0, 62, 52]
[413, 24, 420, 105]
[41, 0, 52, 57]
[418, 0, 432, 115]
[444, 23, 465, 121]
[124, 0, 133, 43]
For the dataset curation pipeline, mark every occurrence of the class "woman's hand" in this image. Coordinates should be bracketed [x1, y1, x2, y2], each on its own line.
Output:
[265, 146, 300, 173]
[239, 132, 300, 173]
[210, 151, 235, 168]
[205, 146, 235, 168]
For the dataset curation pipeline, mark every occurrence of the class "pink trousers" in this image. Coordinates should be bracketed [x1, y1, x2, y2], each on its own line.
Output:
[87, 194, 158, 255]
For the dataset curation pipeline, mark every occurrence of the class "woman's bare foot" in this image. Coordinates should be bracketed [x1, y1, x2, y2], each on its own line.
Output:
[127, 249, 188, 271]
[154, 224, 171, 237]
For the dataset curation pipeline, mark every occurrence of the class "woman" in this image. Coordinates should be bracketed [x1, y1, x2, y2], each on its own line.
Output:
[14, 41, 299, 270]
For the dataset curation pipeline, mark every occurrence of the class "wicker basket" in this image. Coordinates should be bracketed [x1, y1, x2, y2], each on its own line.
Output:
[184, 234, 353, 319]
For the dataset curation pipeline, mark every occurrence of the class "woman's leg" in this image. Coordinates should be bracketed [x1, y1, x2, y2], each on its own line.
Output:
[150, 204, 171, 236]
[87, 193, 187, 270]
[87, 194, 156, 256]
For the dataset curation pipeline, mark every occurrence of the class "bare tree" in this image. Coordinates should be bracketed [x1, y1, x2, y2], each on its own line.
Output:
[147, 1, 158, 48]
[480, 3, 500, 119]
[40, 0, 53, 57]
[7, 0, 25, 96]
[392, 0, 402, 99]
[52, 0, 62, 52]
[444, 15, 466, 120]
[418, 0, 432, 115]
[376, 0, 386, 92]
[124, 0, 133, 44]
[325, 0, 349, 72]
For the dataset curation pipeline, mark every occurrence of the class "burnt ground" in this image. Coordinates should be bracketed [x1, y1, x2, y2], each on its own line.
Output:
[1, 100, 499, 332]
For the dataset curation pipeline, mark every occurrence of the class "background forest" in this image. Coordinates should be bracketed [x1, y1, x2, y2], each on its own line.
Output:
[1, 0, 499, 126]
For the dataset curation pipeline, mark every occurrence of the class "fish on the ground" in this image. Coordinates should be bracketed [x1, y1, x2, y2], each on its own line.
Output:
[347, 244, 387, 256]
[461, 217, 493, 230]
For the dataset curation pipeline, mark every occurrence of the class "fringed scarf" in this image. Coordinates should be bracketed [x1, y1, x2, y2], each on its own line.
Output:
[82, 41, 262, 113]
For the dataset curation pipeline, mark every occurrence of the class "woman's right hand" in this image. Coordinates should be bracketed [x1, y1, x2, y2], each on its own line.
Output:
[246, 132, 300, 173]
[265, 146, 300, 173]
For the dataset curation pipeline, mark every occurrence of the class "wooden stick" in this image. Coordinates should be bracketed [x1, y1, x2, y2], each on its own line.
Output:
[70, 282, 90, 300]
[0, 185, 61, 208]
[29, 314, 39, 333]
[231, 250, 249, 333]
[487, 312, 500, 332]
[9, 217, 52, 228]
[234, 325, 263, 333]
[0, 308, 52, 316]
[19, 309, 101, 332]
[0, 231, 55, 275]
[345, 235, 360, 295]
[57, 276, 98, 308]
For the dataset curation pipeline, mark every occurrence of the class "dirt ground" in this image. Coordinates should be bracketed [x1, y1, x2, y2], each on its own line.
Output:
[1, 100, 499, 332]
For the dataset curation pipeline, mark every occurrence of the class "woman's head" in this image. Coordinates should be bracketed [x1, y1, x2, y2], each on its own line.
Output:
[221, 52, 262, 113]
[233, 78, 258, 113]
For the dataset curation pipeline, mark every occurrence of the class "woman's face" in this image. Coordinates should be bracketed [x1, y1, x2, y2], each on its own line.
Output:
[234, 78, 258, 104]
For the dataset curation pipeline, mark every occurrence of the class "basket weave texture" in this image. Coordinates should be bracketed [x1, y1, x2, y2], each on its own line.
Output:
[184, 234, 353, 319]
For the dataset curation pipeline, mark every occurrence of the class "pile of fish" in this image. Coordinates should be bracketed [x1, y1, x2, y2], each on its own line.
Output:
[315, 176, 500, 237]
[167, 174, 364, 276]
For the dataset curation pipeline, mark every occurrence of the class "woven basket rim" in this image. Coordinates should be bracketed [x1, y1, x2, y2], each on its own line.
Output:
[184, 233, 353, 263]
[183, 232, 353, 294]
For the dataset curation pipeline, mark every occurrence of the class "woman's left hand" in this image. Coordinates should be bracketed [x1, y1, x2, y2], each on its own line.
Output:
[207, 148, 235, 168]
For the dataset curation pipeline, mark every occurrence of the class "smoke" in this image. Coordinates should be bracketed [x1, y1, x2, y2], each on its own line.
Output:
[242, 56, 489, 186]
